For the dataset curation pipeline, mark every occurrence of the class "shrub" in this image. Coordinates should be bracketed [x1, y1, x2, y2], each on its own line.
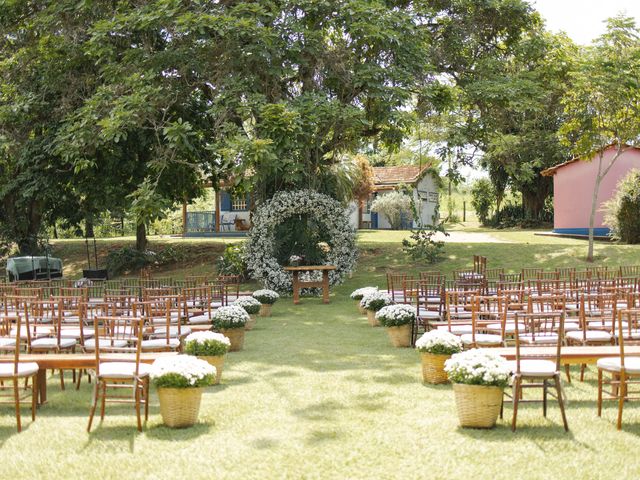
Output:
[184, 331, 231, 357]
[105, 247, 149, 277]
[402, 225, 448, 264]
[470, 178, 495, 225]
[216, 242, 249, 280]
[150, 355, 216, 388]
[604, 169, 640, 243]
[370, 191, 413, 230]
[375, 304, 416, 327]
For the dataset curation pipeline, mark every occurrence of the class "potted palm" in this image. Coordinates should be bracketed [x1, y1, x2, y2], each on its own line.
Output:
[415, 331, 463, 384]
[444, 349, 511, 429]
[252, 289, 280, 317]
[360, 291, 393, 327]
[212, 306, 249, 351]
[150, 355, 216, 428]
[233, 296, 261, 330]
[184, 331, 231, 385]
[376, 304, 416, 347]
[350, 287, 378, 315]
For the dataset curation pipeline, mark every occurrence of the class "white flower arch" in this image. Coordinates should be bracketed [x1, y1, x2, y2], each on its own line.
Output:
[246, 190, 358, 293]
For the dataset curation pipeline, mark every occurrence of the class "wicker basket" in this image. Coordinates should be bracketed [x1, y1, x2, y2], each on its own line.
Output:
[259, 304, 272, 317]
[420, 353, 451, 384]
[386, 324, 412, 347]
[367, 309, 380, 327]
[452, 383, 503, 429]
[157, 387, 204, 428]
[245, 315, 257, 331]
[357, 302, 367, 315]
[220, 327, 245, 352]
[199, 355, 225, 385]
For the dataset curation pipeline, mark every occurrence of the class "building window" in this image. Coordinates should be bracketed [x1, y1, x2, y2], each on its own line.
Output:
[231, 196, 247, 211]
[363, 195, 373, 214]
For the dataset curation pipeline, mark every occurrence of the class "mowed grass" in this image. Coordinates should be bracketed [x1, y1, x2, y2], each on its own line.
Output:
[1, 230, 640, 479]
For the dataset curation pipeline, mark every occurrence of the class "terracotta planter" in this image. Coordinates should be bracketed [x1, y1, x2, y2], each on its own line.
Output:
[367, 309, 380, 327]
[386, 324, 412, 347]
[420, 353, 451, 384]
[220, 328, 245, 351]
[452, 383, 503, 429]
[199, 355, 225, 385]
[245, 314, 257, 331]
[357, 302, 367, 315]
[259, 304, 272, 317]
[157, 387, 204, 428]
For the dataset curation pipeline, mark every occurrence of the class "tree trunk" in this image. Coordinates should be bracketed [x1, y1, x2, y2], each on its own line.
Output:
[587, 154, 605, 262]
[85, 217, 94, 238]
[136, 222, 147, 252]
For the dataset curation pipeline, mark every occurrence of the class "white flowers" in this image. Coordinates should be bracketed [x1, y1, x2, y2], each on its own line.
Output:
[444, 349, 511, 387]
[375, 304, 416, 327]
[212, 305, 249, 328]
[184, 331, 231, 347]
[151, 355, 217, 388]
[359, 290, 393, 311]
[233, 296, 262, 314]
[415, 331, 463, 355]
[350, 286, 378, 300]
[252, 289, 280, 305]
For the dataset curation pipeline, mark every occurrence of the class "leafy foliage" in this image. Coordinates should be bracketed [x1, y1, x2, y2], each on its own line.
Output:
[402, 225, 448, 264]
[470, 179, 495, 225]
[370, 192, 413, 230]
[215, 243, 249, 281]
[104, 245, 187, 277]
[603, 170, 640, 244]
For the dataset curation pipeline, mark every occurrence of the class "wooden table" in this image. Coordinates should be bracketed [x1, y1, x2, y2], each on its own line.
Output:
[0, 352, 176, 405]
[284, 265, 336, 304]
[491, 346, 636, 365]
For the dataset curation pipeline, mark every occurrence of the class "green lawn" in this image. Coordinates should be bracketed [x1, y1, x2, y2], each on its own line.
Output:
[2, 230, 640, 479]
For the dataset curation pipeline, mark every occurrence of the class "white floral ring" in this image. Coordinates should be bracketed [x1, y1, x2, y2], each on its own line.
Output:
[246, 190, 358, 293]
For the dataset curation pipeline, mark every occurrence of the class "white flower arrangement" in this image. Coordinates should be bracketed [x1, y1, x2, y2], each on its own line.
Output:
[252, 289, 280, 305]
[350, 286, 378, 301]
[233, 296, 262, 315]
[211, 305, 250, 329]
[359, 290, 393, 312]
[444, 349, 511, 388]
[415, 331, 463, 355]
[151, 355, 216, 388]
[245, 190, 358, 293]
[184, 331, 231, 357]
[375, 304, 416, 327]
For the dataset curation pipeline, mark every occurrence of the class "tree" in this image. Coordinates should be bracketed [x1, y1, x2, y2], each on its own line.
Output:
[603, 170, 640, 244]
[560, 15, 640, 261]
[370, 192, 413, 230]
[470, 179, 495, 225]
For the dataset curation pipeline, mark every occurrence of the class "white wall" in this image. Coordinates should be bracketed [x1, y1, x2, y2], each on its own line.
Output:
[413, 175, 440, 227]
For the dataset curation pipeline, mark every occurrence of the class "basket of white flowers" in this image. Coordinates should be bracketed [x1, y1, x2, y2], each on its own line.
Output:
[151, 355, 216, 428]
[444, 349, 511, 428]
[360, 291, 394, 327]
[415, 331, 463, 384]
[212, 306, 249, 351]
[376, 304, 416, 347]
[184, 331, 231, 384]
[252, 289, 280, 317]
[350, 287, 378, 315]
[233, 296, 262, 330]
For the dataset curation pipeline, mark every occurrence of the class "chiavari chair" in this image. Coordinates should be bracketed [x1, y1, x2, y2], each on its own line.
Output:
[521, 268, 543, 282]
[473, 255, 487, 274]
[386, 273, 412, 303]
[619, 266, 640, 278]
[438, 290, 478, 335]
[461, 296, 505, 348]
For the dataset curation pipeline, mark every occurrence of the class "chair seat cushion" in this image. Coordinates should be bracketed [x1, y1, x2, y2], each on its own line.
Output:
[98, 362, 151, 379]
[508, 359, 556, 377]
[0, 362, 39, 378]
[152, 326, 191, 337]
[618, 329, 640, 340]
[597, 356, 640, 374]
[141, 338, 180, 350]
[460, 333, 502, 346]
[563, 322, 580, 332]
[437, 325, 473, 335]
[486, 322, 525, 333]
[189, 314, 212, 325]
[83, 338, 128, 351]
[519, 334, 559, 344]
[60, 328, 94, 340]
[0, 337, 17, 350]
[31, 337, 76, 349]
[566, 330, 612, 342]
[10, 327, 51, 339]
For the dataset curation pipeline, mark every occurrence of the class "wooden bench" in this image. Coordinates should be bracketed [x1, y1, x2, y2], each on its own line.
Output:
[0, 353, 177, 405]
[284, 265, 336, 304]
[492, 345, 640, 365]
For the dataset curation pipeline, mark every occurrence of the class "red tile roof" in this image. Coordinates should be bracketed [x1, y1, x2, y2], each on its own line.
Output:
[372, 165, 428, 186]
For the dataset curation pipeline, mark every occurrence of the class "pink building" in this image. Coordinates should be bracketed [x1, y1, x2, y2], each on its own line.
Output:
[541, 145, 640, 236]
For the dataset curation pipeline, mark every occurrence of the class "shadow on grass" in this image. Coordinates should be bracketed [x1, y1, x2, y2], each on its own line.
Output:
[83, 425, 138, 452]
[145, 422, 213, 441]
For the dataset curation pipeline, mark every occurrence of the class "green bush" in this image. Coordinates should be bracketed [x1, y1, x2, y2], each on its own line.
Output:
[402, 224, 448, 264]
[105, 245, 189, 277]
[470, 179, 495, 225]
[216, 242, 249, 280]
[604, 169, 640, 243]
[370, 191, 413, 230]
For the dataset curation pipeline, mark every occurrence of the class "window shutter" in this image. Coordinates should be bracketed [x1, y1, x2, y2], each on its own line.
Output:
[220, 191, 232, 211]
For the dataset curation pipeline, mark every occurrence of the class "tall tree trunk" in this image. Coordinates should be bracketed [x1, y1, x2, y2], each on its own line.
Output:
[85, 217, 94, 238]
[136, 222, 147, 252]
[587, 154, 604, 262]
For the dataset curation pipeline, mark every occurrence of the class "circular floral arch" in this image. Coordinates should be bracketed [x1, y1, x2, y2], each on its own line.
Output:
[246, 190, 358, 293]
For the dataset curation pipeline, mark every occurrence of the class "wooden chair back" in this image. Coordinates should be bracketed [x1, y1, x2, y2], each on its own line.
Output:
[513, 312, 564, 372]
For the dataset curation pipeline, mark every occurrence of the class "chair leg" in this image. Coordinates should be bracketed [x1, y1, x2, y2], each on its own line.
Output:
[99, 382, 106, 421]
[13, 378, 21, 433]
[564, 364, 572, 383]
[144, 378, 150, 421]
[543, 380, 548, 417]
[60, 369, 65, 390]
[31, 375, 37, 421]
[87, 381, 99, 433]
[597, 369, 603, 417]
[580, 364, 586, 382]
[135, 382, 142, 432]
[76, 369, 83, 391]
[511, 376, 521, 432]
[617, 372, 626, 430]
[554, 375, 569, 432]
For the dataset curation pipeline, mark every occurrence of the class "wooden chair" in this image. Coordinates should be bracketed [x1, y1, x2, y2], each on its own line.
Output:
[485, 268, 504, 280]
[439, 290, 478, 335]
[555, 267, 576, 281]
[0, 314, 38, 432]
[133, 299, 182, 352]
[620, 266, 640, 278]
[506, 311, 568, 432]
[499, 272, 522, 283]
[521, 268, 543, 282]
[460, 296, 505, 348]
[473, 255, 487, 274]
[597, 309, 640, 429]
[386, 273, 412, 303]
[87, 316, 150, 432]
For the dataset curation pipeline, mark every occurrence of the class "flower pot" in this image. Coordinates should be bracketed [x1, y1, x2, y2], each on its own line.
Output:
[357, 302, 367, 315]
[386, 324, 412, 347]
[220, 328, 245, 351]
[157, 387, 204, 428]
[199, 355, 225, 385]
[420, 353, 451, 384]
[259, 304, 272, 317]
[245, 314, 257, 331]
[366, 309, 380, 327]
[452, 383, 503, 429]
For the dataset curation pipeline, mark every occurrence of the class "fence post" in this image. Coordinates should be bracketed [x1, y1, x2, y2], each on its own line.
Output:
[463, 202, 466, 222]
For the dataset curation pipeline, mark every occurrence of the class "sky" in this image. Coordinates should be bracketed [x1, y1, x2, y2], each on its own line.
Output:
[532, 0, 640, 45]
